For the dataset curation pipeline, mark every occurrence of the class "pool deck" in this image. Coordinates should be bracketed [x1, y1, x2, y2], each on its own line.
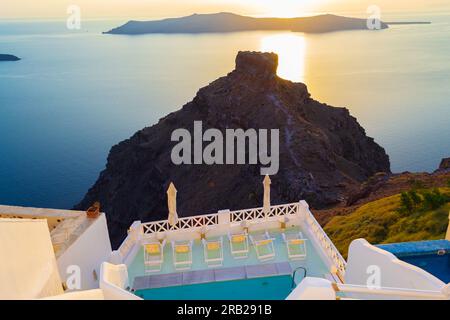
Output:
[377, 240, 450, 257]
[133, 261, 292, 290]
[128, 227, 331, 287]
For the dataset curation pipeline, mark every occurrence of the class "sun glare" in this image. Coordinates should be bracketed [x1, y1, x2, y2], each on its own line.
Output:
[253, 0, 322, 18]
[260, 33, 307, 83]
[265, 7, 300, 18]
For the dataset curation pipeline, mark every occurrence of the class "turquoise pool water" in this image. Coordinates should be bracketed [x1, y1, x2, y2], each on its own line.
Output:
[135, 275, 292, 300]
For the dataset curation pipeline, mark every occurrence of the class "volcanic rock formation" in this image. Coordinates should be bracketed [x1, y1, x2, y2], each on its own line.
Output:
[75, 51, 390, 247]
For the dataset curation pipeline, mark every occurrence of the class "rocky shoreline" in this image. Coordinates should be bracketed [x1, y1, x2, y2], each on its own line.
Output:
[0, 54, 20, 61]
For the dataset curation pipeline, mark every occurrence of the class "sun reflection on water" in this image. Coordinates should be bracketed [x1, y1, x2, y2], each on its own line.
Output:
[260, 33, 306, 83]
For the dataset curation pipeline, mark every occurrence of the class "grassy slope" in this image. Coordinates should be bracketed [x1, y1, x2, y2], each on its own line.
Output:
[324, 188, 450, 258]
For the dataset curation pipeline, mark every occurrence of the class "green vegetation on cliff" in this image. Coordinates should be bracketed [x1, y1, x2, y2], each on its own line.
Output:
[325, 187, 450, 258]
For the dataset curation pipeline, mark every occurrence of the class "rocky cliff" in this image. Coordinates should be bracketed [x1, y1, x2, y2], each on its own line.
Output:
[75, 51, 390, 247]
[0, 54, 20, 61]
[316, 158, 450, 226]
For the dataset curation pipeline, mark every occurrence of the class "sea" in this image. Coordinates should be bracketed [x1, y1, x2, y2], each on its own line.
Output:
[0, 12, 449, 209]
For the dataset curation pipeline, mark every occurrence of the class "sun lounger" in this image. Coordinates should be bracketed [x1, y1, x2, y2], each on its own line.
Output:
[282, 231, 307, 260]
[228, 232, 249, 259]
[202, 237, 224, 267]
[171, 240, 193, 271]
[143, 239, 166, 273]
[249, 231, 276, 261]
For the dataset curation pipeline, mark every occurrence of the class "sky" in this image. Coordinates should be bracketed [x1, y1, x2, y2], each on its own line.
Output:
[1, 0, 450, 20]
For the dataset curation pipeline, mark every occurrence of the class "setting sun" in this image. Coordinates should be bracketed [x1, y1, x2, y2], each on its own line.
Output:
[254, 0, 323, 17]
[260, 33, 307, 82]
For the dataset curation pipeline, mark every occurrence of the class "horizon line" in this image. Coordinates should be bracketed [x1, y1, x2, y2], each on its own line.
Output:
[1, 8, 449, 22]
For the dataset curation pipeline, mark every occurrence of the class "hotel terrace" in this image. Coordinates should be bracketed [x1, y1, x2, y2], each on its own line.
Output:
[0, 176, 449, 300]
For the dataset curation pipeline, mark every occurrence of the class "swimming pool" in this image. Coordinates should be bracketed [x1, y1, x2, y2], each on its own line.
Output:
[135, 274, 293, 300]
[400, 253, 450, 283]
[128, 227, 330, 282]
[128, 226, 331, 300]
[377, 240, 450, 283]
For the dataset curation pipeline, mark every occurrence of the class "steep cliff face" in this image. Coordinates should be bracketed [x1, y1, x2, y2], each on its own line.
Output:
[75, 51, 390, 248]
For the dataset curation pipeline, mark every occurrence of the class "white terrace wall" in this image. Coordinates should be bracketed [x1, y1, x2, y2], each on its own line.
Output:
[0, 219, 64, 299]
[111, 220, 142, 266]
[99, 262, 142, 300]
[57, 213, 112, 290]
[41, 262, 142, 300]
[345, 239, 445, 291]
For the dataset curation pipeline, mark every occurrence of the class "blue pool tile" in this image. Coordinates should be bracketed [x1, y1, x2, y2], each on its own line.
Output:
[275, 261, 293, 275]
[148, 272, 183, 289]
[214, 266, 246, 281]
[377, 240, 450, 257]
[246, 263, 278, 278]
[182, 269, 215, 285]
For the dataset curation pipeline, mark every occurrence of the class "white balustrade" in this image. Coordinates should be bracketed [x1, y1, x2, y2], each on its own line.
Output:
[303, 207, 347, 278]
[141, 213, 219, 234]
[137, 201, 346, 277]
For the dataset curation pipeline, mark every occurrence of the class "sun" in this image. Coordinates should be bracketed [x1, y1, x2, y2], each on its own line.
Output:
[260, 33, 307, 83]
[268, 8, 299, 18]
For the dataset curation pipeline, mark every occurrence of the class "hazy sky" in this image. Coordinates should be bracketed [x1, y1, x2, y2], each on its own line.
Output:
[1, 0, 449, 20]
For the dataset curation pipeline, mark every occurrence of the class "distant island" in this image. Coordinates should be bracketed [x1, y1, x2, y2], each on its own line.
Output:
[0, 54, 20, 61]
[385, 21, 431, 25]
[104, 12, 389, 35]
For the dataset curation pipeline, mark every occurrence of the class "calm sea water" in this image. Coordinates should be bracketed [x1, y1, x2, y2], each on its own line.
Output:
[0, 13, 449, 209]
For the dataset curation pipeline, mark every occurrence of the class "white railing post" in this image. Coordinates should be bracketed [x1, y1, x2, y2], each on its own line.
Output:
[218, 209, 231, 225]
[299, 200, 309, 209]
[298, 200, 309, 221]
